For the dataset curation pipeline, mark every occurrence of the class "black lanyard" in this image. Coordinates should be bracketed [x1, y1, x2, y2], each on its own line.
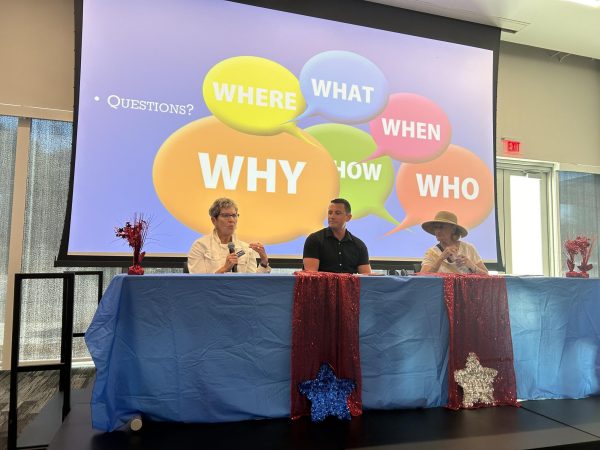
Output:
[436, 243, 455, 263]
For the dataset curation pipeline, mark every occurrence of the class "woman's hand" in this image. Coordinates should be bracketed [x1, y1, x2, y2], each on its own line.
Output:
[222, 253, 239, 271]
[441, 246, 458, 262]
[455, 254, 476, 272]
[249, 242, 269, 266]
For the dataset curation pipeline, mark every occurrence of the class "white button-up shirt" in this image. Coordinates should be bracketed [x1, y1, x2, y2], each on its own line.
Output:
[187, 230, 271, 274]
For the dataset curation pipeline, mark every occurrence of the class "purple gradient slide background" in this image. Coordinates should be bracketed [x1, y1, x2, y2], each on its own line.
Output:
[71, 0, 496, 260]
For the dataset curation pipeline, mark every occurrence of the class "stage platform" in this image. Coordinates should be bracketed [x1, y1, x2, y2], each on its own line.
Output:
[24, 388, 600, 450]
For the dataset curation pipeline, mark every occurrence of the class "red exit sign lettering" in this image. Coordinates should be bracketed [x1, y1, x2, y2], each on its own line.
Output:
[502, 139, 521, 154]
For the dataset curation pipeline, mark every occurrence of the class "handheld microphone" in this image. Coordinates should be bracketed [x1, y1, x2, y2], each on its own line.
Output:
[227, 242, 237, 272]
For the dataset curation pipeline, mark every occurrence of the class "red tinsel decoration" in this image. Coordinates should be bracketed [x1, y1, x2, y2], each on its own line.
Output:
[115, 214, 149, 275]
[444, 274, 518, 409]
[290, 271, 362, 420]
[421, 273, 518, 409]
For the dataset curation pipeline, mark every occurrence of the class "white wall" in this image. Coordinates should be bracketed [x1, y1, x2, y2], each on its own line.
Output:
[1, 1, 599, 165]
[0, 0, 74, 120]
[497, 42, 600, 167]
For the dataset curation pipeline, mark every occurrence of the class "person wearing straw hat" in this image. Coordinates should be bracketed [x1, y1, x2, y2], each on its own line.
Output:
[420, 211, 488, 274]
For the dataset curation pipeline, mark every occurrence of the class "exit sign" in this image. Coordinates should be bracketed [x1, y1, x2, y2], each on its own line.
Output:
[502, 139, 521, 154]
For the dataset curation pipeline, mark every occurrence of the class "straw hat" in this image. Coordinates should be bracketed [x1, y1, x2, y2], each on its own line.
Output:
[421, 211, 468, 238]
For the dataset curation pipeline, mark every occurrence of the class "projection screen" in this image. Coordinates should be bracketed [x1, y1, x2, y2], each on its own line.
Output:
[58, 0, 501, 267]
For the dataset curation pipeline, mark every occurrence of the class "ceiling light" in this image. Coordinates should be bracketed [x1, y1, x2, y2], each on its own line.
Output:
[562, 0, 600, 7]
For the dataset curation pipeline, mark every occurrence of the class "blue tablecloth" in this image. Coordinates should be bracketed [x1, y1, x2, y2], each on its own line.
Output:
[85, 274, 600, 431]
[507, 277, 600, 399]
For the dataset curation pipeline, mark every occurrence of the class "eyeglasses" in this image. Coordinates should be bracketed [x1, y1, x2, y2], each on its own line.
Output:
[218, 213, 240, 219]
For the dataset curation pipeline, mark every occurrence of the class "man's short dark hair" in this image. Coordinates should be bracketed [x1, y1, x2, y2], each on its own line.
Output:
[330, 198, 351, 214]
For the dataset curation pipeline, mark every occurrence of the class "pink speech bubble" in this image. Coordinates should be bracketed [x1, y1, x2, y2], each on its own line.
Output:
[367, 93, 451, 163]
[386, 144, 494, 235]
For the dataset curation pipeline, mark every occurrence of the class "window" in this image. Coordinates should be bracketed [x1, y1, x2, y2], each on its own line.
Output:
[509, 175, 545, 274]
[496, 158, 557, 275]
[14, 118, 176, 362]
[18, 119, 117, 361]
[558, 171, 600, 278]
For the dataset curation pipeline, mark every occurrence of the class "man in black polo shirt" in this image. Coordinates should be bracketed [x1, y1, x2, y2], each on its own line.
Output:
[303, 198, 372, 274]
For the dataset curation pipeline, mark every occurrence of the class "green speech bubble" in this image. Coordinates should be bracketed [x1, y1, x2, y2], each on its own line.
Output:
[305, 123, 398, 224]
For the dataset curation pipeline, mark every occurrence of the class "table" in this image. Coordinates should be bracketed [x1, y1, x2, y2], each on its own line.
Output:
[85, 274, 600, 431]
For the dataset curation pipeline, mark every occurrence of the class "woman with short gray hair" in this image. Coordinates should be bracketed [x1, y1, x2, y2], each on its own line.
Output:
[187, 197, 271, 274]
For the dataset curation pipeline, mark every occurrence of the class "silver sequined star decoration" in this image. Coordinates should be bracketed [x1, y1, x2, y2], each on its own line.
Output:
[454, 352, 498, 408]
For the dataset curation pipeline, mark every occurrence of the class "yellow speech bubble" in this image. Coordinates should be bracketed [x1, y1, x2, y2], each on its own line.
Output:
[153, 116, 339, 243]
[202, 56, 306, 137]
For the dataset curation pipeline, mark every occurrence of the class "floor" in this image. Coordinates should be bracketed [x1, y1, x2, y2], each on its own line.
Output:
[3, 366, 600, 450]
[0, 368, 95, 450]
[33, 389, 600, 450]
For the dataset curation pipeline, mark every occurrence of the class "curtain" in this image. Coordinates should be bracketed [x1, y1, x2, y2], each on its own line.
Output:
[19, 119, 123, 361]
[0, 116, 19, 360]
[559, 171, 600, 278]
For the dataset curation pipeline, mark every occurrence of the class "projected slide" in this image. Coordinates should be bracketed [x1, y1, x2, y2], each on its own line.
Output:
[70, 0, 496, 261]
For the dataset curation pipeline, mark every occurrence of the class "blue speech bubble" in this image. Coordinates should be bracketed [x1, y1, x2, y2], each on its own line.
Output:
[296, 51, 389, 124]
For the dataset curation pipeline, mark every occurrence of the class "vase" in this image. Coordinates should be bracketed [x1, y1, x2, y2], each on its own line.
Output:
[566, 271, 588, 278]
[128, 248, 145, 275]
[128, 265, 144, 275]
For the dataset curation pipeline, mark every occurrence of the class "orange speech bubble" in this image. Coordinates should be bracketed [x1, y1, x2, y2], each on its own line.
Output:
[153, 116, 339, 243]
[386, 144, 494, 235]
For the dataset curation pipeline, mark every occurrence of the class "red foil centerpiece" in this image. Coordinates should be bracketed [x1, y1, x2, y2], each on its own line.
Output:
[564, 236, 595, 278]
[115, 214, 149, 275]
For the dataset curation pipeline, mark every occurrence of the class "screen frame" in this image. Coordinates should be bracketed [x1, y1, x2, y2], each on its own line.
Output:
[57, 0, 503, 271]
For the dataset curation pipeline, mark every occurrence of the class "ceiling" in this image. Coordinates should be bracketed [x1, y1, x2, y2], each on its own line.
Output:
[368, 0, 600, 60]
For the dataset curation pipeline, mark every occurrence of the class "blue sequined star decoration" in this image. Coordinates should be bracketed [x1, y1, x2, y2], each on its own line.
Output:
[298, 363, 356, 422]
